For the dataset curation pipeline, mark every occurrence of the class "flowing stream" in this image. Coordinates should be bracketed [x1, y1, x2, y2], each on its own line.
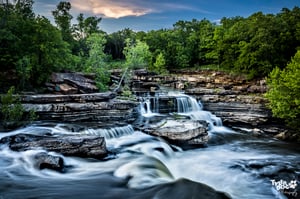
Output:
[0, 93, 299, 199]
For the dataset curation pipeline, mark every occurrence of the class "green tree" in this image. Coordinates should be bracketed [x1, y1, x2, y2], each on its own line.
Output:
[265, 50, 300, 129]
[0, 86, 37, 129]
[123, 39, 152, 69]
[105, 28, 136, 60]
[151, 52, 167, 74]
[85, 33, 110, 91]
[72, 13, 102, 40]
[52, 1, 74, 46]
[30, 16, 72, 86]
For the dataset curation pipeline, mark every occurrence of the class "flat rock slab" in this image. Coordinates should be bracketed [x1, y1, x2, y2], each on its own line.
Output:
[145, 120, 209, 146]
[20, 92, 116, 103]
[0, 134, 107, 159]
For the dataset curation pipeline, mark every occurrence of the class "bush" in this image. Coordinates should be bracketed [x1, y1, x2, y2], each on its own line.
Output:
[0, 87, 37, 129]
[265, 50, 300, 129]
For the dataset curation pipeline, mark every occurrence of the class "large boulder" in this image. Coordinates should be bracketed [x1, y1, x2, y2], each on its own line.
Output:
[34, 152, 65, 172]
[145, 120, 209, 146]
[0, 134, 107, 159]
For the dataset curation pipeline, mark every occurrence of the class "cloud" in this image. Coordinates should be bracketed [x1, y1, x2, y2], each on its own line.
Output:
[69, 0, 211, 19]
[70, 0, 153, 18]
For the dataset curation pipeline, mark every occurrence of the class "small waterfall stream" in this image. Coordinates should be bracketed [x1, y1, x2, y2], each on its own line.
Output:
[0, 93, 299, 199]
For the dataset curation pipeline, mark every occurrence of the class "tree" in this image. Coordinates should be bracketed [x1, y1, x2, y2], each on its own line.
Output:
[29, 16, 72, 86]
[265, 50, 300, 129]
[123, 39, 152, 69]
[151, 52, 167, 74]
[52, 1, 74, 45]
[72, 13, 102, 40]
[85, 33, 110, 91]
[105, 28, 136, 60]
[15, 0, 35, 19]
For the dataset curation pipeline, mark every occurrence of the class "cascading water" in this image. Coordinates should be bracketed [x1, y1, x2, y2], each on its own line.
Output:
[79, 125, 135, 139]
[0, 93, 299, 199]
[140, 92, 225, 132]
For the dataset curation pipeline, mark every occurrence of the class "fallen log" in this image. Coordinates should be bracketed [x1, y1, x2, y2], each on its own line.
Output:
[0, 134, 107, 159]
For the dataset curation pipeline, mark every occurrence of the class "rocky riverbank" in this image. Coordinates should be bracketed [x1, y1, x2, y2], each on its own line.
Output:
[1, 70, 296, 142]
[129, 69, 294, 140]
[20, 91, 138, 124]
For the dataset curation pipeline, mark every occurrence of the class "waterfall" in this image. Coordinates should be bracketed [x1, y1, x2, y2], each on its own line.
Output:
[80, 125, 135, 139]
[139, 92, 224, 131]
[173, 93, 223, 128]
[140, 99, 153, 116]
[139, 96, 161, 117]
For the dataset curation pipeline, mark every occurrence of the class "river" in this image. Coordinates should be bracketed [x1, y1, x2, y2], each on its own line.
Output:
[0, 93, 299, 199]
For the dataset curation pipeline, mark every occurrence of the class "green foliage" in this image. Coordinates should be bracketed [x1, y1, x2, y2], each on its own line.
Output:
[0, 2, 73, 89]
[1, 87, 24, 123]
[105, 28, 136, 60]
[1, 0, 300, 92]
[120, 85, 135, 100]
[30, 16, 73, 85]
[52, 1, 73, 44]
[151, 52, 168, 74]
[265, 50, 300, 129]
[16, 56, 32, 90]
[0, 87, 37, 128]
[123, 39, 152, 69]
[72, 13, 102, 40]
[85, 33, 110, 91]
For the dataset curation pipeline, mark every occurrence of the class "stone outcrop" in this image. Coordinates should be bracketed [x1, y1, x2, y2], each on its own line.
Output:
[185, 88, 271, 126]
[0, 133, 107, 159]
[20, 92, 138, 123]
[144, 178, 231, 199]
[145, 120, 209, 146]
[34, 152, 65, 172]
[47, 72, 98, 94]
[130, 69, 277, 131]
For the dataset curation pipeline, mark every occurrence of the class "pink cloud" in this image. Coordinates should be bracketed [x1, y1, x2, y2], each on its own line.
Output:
[70, 0, 152, 18]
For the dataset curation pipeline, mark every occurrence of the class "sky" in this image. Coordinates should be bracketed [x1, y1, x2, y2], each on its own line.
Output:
[33, 0, 300, 33]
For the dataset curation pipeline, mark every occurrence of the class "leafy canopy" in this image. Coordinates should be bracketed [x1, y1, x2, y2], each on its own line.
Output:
[123, 39, 152, 69]
[265, 50, 300, 128]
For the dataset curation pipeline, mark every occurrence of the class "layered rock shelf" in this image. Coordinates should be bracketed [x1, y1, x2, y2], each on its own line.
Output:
[185, 88, 271, 126]
[0, 133, 107, 159]
[20, 92, 138, 123]
[127, 69, 290, 138]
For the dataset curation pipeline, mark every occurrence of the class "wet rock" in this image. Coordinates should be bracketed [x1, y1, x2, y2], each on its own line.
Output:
[145, 120, 209, 146]
[147, 178, 231, 199]
[34, 152, 64, 172]
[0, 134, 107, 159]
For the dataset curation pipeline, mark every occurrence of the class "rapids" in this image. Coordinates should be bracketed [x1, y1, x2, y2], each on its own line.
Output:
[0, 93, 299, 199]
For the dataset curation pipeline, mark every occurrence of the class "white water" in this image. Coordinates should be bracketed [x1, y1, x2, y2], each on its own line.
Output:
[140, 92, 227, 132]
[1, 125, 298, 199]
[0, 93, 299, 198]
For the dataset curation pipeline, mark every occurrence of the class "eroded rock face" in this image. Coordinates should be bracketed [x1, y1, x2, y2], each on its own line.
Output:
[0, 134, 107, 159]
[145, 120, 209, 146]
[49, 72, 98, 94]
[20, 92, 138, 123]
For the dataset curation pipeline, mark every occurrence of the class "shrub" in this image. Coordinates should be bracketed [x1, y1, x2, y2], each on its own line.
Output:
[265, 50, 300, 129]
[0, 87, 37, 129]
